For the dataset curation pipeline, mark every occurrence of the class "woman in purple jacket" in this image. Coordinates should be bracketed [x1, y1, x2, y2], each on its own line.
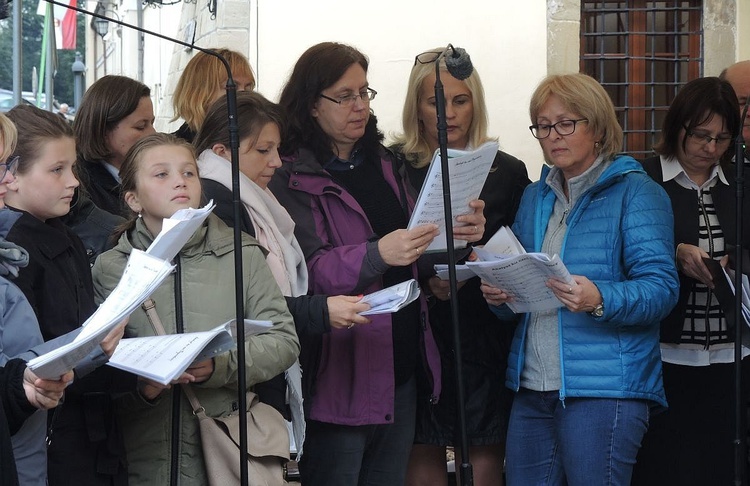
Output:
[268, 42, 485, 486]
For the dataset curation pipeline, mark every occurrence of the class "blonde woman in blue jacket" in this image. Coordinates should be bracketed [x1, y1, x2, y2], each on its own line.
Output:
[481, 73, 679, 486]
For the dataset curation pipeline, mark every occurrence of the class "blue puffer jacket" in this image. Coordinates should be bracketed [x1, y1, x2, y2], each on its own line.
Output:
[504, 155, 678, 407]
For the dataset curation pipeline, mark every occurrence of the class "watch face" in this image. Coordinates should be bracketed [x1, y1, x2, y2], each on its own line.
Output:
[593, 305, 604, 317]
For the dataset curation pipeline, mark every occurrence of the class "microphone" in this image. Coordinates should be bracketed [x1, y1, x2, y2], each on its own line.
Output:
[445, 45, 474, 80]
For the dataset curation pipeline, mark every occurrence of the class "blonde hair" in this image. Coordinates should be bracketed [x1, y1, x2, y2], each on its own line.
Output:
[393, 50, 492, 168]
[172, 49, 256, 133]
[0, 113, 17, 163]
[529, 73, 623, 160]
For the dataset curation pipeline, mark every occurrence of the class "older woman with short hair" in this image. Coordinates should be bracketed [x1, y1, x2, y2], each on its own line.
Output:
[482, 73, 679, 485]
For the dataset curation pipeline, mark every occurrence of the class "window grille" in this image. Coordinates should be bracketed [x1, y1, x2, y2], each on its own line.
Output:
[580, 1, 703, 159]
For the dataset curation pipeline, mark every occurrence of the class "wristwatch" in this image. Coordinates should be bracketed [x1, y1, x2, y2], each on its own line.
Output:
[591, 302, 604, 318]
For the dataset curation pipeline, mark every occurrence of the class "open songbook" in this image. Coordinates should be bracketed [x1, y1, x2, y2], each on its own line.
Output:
[27, 201, 216, 379]
[107, 319, 272, 385]
[358, 279, 421, 315]
[435, 226, 576, 313]
[407, 141, 498, 252]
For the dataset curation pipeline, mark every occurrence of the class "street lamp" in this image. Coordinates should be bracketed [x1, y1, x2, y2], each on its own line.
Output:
[91, 15, 109, 38]
[89, 4, 120, 77]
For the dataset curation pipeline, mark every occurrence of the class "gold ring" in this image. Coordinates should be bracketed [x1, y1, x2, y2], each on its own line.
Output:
[415, 247, 420, 255]
[474, 225, 478, 234]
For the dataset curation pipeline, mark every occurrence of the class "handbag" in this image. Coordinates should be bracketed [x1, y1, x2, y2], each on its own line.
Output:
[141, 299, 290, 486]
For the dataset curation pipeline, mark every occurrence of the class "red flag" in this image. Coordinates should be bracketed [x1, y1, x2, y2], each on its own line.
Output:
[59, 0, 77, 50]
[41, 0, 76, 50]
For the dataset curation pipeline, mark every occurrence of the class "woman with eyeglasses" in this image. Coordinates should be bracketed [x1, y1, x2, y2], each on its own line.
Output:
[632, 77, 749, 486]
[480, 73, 678, 485]
[392, 48, 530, 486]
[268, 42, 485, 486]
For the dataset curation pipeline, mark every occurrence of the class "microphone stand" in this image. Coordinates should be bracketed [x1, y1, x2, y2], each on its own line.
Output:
[433, 47, 474, 486]
[42, 3, 249, 485]
[734, 101, 748, 486]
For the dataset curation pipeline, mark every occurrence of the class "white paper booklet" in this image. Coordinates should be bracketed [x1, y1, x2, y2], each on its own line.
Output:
[433, 264, 476, 282]
[407, 141, 498, 252]
[147, 200, 215, 261]
[28, 250, 175, 378]
[359, 279, 421, 315]
[465, 226, 576, 313]
[107, 319, 272, 385]
[27, 202, 216, 379]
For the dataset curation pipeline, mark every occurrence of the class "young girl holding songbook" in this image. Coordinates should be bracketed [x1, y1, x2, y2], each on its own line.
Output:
[91, 132, 300, 486]
[4, 104, 130, 485]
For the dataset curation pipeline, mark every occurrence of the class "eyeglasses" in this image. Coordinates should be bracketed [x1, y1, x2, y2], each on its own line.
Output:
[684, 127, 733, 147]
[529, 119, 588, 139]
[0, 156, 19, 181]
[414, 50, 443, 66]
[319, 88, 377, 108]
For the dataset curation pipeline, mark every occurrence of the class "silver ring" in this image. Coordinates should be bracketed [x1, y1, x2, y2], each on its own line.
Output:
[568, 286, 573, 294]
[347, 322, 355, 329]
[415, 247, 420, 255]
[474, 225, 478, 234]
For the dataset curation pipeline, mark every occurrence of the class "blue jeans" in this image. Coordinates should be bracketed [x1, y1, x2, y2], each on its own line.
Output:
[299, 377, 417, 486]
[505, 389, 649, 486]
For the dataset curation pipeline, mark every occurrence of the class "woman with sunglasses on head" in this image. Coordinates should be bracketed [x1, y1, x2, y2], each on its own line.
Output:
[268, 42, 486, 486]
[392, 48, 530, 486]
[480, 73, 678, 485]
[632, 77, 750, 486]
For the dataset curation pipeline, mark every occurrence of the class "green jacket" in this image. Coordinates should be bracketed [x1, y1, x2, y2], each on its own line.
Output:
[92, 214, 299, 485]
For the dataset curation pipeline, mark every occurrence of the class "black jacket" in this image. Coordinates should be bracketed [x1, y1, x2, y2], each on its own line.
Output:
[641, 156, 750, 343]
[5, 210, 95, 341]
[3, 209, 130, 485]
[61, 190, 125, 266]
[0, 359, 36, 486]
[77, 160, 128, 218]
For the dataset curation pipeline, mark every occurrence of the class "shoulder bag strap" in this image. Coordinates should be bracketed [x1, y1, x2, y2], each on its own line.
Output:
[141, 298, 204, 413]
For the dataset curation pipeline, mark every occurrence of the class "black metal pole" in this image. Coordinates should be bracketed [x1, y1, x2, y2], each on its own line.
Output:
[433, 50, 473, 486]
[42, 3, 249, 484]
[734, 100, 748, 486]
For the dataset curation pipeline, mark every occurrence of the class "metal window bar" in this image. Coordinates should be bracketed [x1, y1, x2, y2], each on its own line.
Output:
[580, 1, 703, 159]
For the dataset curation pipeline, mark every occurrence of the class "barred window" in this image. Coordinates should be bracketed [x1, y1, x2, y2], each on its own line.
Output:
[581, 1, 703, 159]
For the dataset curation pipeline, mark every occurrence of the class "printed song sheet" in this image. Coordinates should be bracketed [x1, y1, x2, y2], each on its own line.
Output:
[466, 252, 575, 313]
[407, 142, 498, 252]
[27, 202, 215, 379]
[107, 319, 272, 385]
[27, 250, 175, 378]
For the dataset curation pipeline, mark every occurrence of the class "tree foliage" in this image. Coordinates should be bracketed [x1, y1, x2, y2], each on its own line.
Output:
[0, 0, 86, 106]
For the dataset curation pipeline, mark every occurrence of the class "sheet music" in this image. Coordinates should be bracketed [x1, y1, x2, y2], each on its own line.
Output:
[107, 319, 272, 385]
[147, 200, 215, 260]
[27, 201, 216, 379]
[407, 142, 498, 252]
[28, 250, 175, 378]
[466, 253, 575, 313]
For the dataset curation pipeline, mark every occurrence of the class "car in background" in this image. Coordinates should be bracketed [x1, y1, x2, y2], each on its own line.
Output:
[0, 89, 34, 112]
[0, 89, 74, 122]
